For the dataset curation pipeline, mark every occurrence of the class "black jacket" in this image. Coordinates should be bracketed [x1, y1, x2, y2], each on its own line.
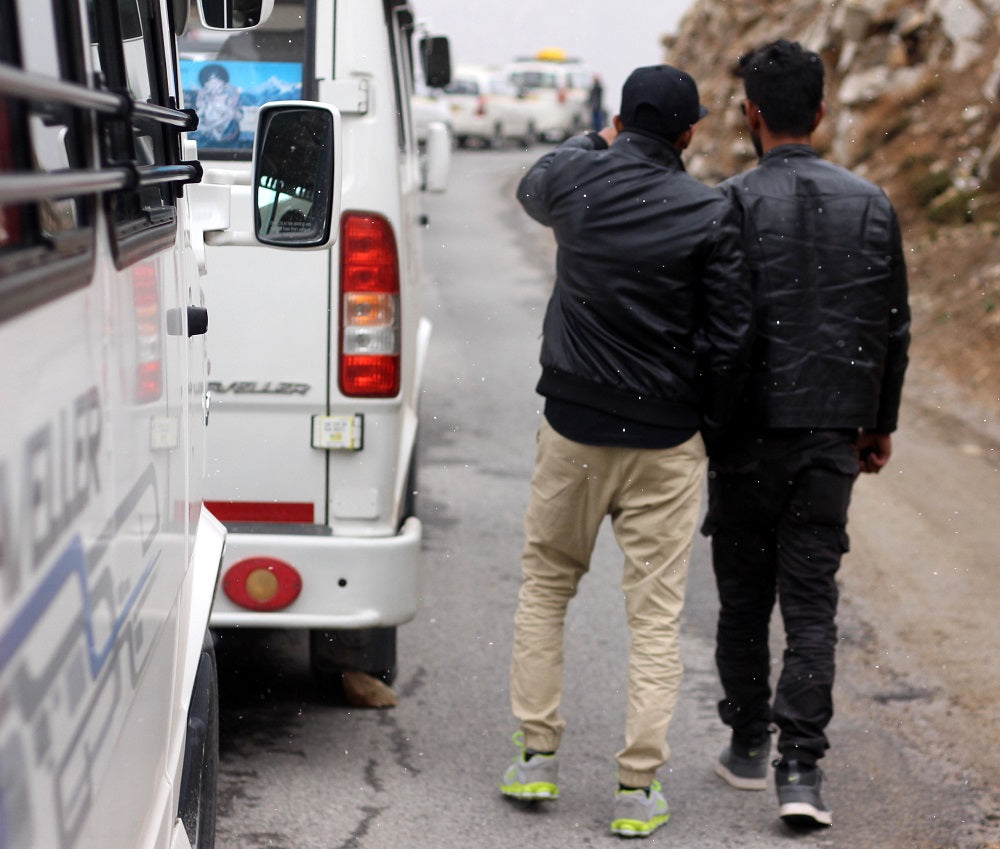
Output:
[719, 145, 910, 433]
[517, 131, 753, 430]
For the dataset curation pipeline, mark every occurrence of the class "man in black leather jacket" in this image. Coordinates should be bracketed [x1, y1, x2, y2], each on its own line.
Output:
[501, 65, 753, 838]
[703, 40, 911, 830]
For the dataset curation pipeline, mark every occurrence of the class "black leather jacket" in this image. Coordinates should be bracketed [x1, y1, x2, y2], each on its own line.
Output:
[517, 131, 753, 430]
[719, 145, 910, 433]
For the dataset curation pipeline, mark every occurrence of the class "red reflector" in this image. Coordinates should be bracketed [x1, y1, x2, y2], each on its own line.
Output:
[223, 557, 302, 611]
[205, 501, 315, 523]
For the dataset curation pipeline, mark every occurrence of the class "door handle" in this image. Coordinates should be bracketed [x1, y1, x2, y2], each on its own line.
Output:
[167, 306, 209, 337]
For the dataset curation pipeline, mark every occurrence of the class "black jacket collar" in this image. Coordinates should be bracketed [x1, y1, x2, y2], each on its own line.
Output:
[759, 144, 818, 163]
[613, 130, 686, 170]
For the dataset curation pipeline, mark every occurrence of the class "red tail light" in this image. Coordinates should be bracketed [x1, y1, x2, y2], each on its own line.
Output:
[557, 87, 567, 104]
[132, 263, 162, 402]
[339, 212, 400, 397]
[476, 95, 487, 117]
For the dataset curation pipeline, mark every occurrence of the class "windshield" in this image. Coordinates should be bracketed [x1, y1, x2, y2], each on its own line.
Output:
[509, 70, 558, 90]
[445, 78, 480, 96]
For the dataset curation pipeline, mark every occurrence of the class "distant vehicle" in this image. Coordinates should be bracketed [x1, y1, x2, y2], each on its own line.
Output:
[444, 64, 535, 148]
[506, 48, 591, 142]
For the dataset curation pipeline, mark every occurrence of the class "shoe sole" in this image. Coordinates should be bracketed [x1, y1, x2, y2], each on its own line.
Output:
[715, 760, 767, 790]
[610, 813, 670, 837]
[500, 783, 559, 800]
[779, 801, 832, 827]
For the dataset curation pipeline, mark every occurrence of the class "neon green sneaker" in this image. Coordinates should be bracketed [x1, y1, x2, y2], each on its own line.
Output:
[499, 731, 559, 800]
[610, 779, 670, 837]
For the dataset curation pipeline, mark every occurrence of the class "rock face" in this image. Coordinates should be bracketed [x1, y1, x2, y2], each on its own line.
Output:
[663, 0, 1000, 412]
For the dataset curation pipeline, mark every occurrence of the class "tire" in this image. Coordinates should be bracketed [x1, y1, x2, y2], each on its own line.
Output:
[310, 626, 398, 687]
[178, 633, 219, 849]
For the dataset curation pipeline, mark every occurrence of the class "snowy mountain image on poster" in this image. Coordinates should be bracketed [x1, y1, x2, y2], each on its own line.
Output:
[180, 60, 303, 151]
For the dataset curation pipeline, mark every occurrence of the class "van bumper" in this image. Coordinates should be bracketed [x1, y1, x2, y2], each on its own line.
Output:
[209, 516, 421, 629]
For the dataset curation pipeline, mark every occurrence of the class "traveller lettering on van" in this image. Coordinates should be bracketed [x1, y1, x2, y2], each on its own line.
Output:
[0, 386, 102, 599]
[209, 381, 310, 395]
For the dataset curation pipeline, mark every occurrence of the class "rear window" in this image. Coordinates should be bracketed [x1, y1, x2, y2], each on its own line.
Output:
[510, 71, 558, 90]
[178, 1, 307, 159]
[445, 78, 480, 96]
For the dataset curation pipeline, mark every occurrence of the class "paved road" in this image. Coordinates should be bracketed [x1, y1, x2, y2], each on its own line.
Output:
[212, 147, 998, 849]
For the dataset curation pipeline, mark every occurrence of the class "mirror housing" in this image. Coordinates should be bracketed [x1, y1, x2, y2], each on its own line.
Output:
[420, 36, 451, 89]
[197, 0, 274, 29]
[422, 121, 450, 193]
[252, 102, 342, 250]
[172, 0, 189, 34]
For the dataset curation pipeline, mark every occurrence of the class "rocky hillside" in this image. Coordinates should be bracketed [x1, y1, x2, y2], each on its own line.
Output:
[663, 0, 1000, 418]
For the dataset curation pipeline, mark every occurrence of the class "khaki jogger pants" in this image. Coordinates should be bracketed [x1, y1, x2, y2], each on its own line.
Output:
[510, 418, 706, 788]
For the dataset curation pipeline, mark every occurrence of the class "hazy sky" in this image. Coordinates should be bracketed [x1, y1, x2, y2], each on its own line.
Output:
[414, 1, 698, 112]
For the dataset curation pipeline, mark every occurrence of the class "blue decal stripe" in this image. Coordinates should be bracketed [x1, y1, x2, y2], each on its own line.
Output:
[0, 536, 86, 677]
[82, 550, 160, 679]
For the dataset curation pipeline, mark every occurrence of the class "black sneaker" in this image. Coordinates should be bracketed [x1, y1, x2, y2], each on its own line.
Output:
[774, 759, 832, 828]
[715, 734, 770, 790]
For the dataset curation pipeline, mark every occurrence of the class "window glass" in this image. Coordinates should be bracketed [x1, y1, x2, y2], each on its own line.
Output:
[511, 70, 559, 90]
[10, 0, 89, 237]
[445, 78, 479, 96]
[96, 0, 175, 235]
[0, 0, 95, 319]
[0, 95, 26, 252]
[178, 0, 306, 158]
[387, 5, 415, 152]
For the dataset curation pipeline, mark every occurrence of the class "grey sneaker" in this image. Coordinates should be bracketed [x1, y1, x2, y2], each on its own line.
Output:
[775, 759, 832, 828]
[715, 733, 770, 790]
[610, 780, 670, 838]
[500, 732, 559, 800]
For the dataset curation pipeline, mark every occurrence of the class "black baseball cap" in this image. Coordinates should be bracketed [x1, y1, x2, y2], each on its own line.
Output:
[619, 64, 709, 141]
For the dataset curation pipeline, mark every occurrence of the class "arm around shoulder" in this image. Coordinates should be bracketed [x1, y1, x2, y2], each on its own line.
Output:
[516, 133, 606, 225]
[698, 198, 755, 440]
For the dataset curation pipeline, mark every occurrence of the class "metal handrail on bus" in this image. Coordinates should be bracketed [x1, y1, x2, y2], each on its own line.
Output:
[0, 169, 130, 204]
[0, 61, 202, 203]
[0, 62, 198, 131]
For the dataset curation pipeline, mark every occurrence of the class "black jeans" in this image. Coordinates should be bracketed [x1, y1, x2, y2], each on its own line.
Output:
[702, 429, 858, 763]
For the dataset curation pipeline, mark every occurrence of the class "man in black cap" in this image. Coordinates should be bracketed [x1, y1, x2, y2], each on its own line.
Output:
[499, 65, 754, 838]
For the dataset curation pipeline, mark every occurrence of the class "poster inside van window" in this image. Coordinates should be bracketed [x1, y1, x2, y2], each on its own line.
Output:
[180, 60, 303, 153]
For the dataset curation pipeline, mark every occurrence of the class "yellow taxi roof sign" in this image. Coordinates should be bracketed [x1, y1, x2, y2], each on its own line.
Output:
[536, 47, 568, 62]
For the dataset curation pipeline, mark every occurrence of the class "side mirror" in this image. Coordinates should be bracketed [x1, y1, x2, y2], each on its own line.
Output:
[420, 36, 451, 89]
[253, 102, 342, 249]
[197, 0, 274, 29]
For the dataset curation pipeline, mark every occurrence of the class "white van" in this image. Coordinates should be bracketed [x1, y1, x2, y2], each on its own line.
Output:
[445, 63, 535, 148]
[506, 49, 591, 142]
[180, 0, 451, 685]
[0, 1, 272, 847]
